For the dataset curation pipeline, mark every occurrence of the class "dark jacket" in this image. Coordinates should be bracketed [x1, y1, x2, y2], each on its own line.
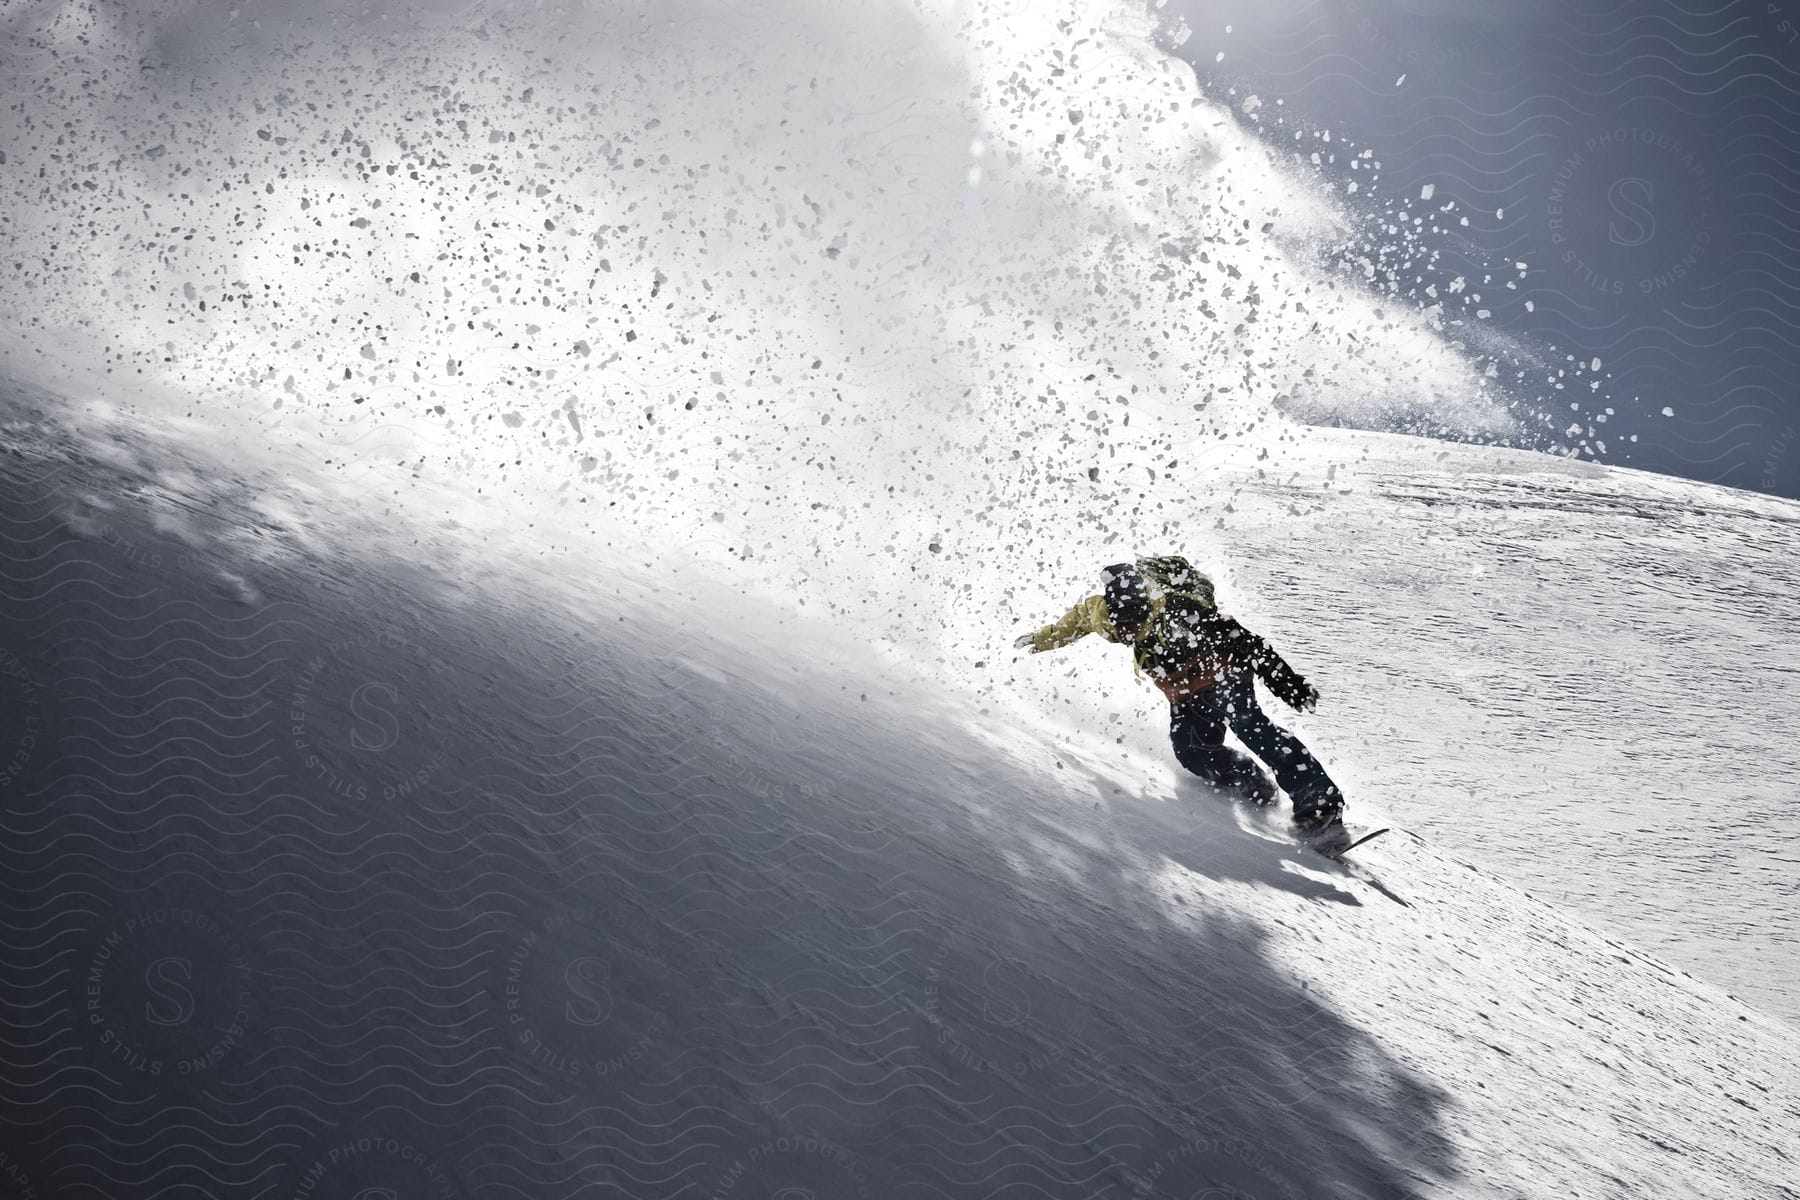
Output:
[1024, 590, 1318, 711]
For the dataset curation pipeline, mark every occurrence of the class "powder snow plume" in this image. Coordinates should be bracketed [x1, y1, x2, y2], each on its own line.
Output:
[0, 0, 1513, 671]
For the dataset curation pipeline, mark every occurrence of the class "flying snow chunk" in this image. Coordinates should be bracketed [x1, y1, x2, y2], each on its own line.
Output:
[1662, 407, 1675, 417]
[1420, 184, 1435, 201]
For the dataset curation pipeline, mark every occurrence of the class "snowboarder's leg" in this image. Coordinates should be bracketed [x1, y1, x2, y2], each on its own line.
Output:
[1220, 672, 1344, 826]
[1169, 696, 1279, 806]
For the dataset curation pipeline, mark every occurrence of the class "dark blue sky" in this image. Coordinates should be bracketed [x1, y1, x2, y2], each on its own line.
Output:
[1163, 0, 1800, 497]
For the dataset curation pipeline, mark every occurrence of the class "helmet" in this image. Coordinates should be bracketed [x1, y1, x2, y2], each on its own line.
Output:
[1101, 562, 1151, 633]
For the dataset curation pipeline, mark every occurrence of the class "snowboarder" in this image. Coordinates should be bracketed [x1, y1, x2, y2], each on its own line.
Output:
[1014, 556, 1349, 844]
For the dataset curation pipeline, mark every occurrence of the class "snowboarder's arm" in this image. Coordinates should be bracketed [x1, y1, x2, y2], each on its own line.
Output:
[1016, 595, 1114, 654]
[1256, 651, 1320, 712]
[1220, 618, 1319, 710]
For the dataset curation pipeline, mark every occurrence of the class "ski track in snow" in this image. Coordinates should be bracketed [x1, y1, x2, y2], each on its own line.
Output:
[1, 396, 1796, 1200]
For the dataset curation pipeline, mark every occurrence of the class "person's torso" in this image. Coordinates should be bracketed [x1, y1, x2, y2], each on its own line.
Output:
[1129, 600, 1245, 703]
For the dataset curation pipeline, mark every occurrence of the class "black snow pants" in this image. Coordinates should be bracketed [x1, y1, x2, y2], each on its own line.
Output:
[1168, 669, 1345, 824]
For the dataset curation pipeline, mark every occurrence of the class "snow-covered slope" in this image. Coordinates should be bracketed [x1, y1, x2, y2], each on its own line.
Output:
[993, 428, 1800, 1024]
[2, 394, 1795, 1200]
[5, 0, 1798, 1191]
[12, 0, 1787, 1024]
[1196, 433, 1800, 1024]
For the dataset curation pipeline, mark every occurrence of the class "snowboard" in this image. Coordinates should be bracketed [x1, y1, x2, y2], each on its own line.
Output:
[1306, 826, 1389, 862]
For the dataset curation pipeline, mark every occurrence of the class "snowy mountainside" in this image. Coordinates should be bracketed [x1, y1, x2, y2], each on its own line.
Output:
[1158, 429, 1800, 1023]
[1, 403, 1794, 1200]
